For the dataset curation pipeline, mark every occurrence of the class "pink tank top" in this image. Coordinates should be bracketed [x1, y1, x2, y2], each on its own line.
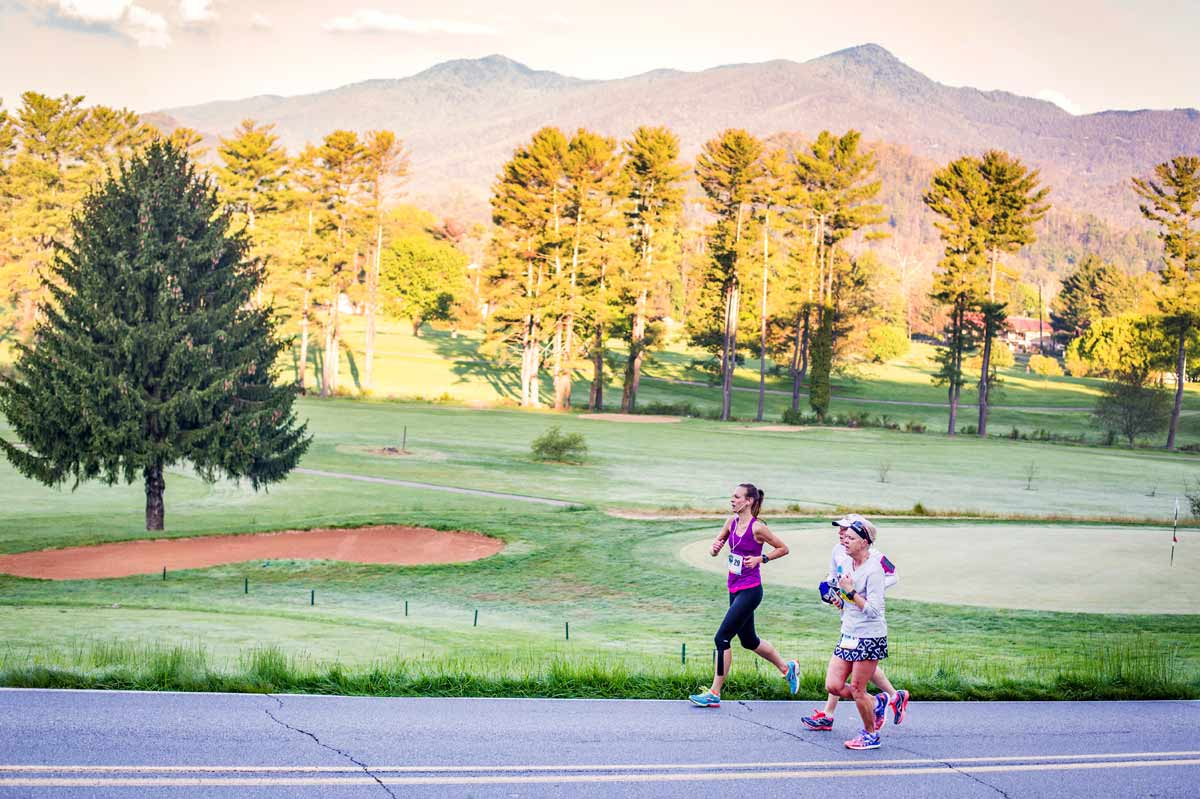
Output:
[727, 516, 763, 593]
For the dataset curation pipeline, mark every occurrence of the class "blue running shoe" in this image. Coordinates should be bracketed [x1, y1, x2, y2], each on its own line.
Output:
[874, 692, 890, 730]
[688, 690, 720, 708]
[785, 660, 800, 695]
[845, 729, 881, 750]
[891, 689, 909, 725]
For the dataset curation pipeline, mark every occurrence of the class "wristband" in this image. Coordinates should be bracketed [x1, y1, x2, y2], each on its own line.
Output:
[762, 554, 769, 564]
[845, 589, 857, 600]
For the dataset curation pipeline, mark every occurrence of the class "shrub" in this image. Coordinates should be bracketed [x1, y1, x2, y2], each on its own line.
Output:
[1028, 354, 1064, 377]
[1186, 480, 1200, 519]
[904, 420, 926, 434]
[531, 426, 588, 464]
[865, 324, 910, 363]
[781, 407, 808, 425]
[1063, 339, 1091, 377]
[1094, 380, 1170, 447]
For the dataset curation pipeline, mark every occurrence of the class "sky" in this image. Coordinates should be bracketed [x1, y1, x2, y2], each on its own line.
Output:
[1, 0, 1198, 115]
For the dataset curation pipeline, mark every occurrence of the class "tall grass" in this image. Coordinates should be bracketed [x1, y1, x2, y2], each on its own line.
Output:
[3, 636, 1195, 701]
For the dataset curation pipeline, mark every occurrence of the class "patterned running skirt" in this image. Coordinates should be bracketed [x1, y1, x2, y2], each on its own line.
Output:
[833, 635, 888, 662]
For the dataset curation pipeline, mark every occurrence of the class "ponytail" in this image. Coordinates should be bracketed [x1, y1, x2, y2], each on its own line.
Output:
[739, 483, 765, 518]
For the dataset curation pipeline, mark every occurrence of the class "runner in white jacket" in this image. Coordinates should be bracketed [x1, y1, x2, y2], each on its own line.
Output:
[801, 514, 909, 733]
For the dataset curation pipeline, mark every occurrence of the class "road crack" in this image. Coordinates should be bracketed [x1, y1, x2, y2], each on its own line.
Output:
[885, 739, 1012, 799]
[264, 694, 397, 799]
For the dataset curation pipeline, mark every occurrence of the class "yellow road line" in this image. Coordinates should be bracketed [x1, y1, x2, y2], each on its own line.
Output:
[2, 750, 1199, 774]
[1, 757, 1198, 787]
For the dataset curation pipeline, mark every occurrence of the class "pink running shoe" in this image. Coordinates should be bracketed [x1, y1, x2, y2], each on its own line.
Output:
[873, 692, 890, 730]
[844, 729, 881, 750]
[891, 689, 909, 725]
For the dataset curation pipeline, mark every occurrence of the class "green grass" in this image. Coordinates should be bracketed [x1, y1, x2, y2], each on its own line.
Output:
[273, 319, 1200, 447]
[3, 355, 1200, 699]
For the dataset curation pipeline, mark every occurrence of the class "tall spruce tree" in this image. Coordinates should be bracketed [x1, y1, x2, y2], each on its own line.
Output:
[0, 141, 310, 531]
[1132, 155, 1200, 450]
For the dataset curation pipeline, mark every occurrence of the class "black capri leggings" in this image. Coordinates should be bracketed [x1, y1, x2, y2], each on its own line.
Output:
[714, 585, 763, 674]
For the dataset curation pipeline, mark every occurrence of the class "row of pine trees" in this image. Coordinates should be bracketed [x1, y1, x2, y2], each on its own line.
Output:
[2, 91, 1198, 448]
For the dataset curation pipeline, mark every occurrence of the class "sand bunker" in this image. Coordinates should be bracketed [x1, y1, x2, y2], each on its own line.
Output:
[578, 413, 681, 423]
[0, 525, 504, 581]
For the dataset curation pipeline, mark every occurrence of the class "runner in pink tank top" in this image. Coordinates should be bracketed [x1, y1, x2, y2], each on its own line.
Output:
[688, 482, 801, 708]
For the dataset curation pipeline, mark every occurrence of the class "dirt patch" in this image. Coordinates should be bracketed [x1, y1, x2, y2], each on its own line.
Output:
[578, 413, 681, 423]
[740, 425, 858, 432]
[366, 447, 413, 457]
[0, 525, 504, 581]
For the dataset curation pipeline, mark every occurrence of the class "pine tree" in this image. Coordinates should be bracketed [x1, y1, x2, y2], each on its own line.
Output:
[1050, 254, 1137, 341]
[360, 130, 409, 393]
[313, 130, 366, 397]
[792, 130, 886, 419]
[558, 129, 620, 410]
[166, 127, 207, 160]
[808, 308, 833, 419]
[1132, 155, 1200, 450]
[2, 93, 88, 339]
[753, 148, 787, 421]
[924, 155, 989, 435]
[619, 126, 684, 412]
[0, 141, 309, 531]
[694, 129, 764, 421]
[487, 128, 569, 408]
[216, 119, 288, 233]
[975, 150, 1048, 436]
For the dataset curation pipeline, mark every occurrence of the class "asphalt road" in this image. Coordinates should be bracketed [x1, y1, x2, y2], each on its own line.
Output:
[1, 689, 1198, 798]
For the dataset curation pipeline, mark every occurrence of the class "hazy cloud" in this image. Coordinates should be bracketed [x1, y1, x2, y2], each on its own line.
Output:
[1037, 89, 1081, 115]
[35, 0, 170, 46]
[249, 10, 270, 31]
[323, 9, 498, 36]
[178, 0, 216, 26]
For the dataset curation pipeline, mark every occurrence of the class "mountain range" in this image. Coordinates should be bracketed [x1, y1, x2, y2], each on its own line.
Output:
[152, 44, 1200, 269]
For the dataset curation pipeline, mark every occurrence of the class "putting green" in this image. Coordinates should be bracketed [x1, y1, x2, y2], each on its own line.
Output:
[679, 522, 1200, 614]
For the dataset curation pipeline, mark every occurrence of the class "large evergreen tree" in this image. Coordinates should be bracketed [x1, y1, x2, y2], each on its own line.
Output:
[1132, 155, 1200, 450]
[0, 141, 310, 531]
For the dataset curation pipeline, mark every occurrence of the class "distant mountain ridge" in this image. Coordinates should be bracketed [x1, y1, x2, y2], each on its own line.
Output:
[155, 45, 1200, 233]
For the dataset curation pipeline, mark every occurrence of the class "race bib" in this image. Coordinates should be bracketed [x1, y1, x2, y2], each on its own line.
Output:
[727, 552, 743, 575]
[839, 635, 860, 651]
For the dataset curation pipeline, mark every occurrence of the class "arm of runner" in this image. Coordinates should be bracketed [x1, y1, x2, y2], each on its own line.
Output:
[836, 570, 883, 618]
[745, 522, 787, 568]
[710, 517, 733, 556]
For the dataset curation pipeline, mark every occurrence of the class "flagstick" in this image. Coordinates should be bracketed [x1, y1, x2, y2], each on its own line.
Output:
[1171, 498, 1179, 567]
